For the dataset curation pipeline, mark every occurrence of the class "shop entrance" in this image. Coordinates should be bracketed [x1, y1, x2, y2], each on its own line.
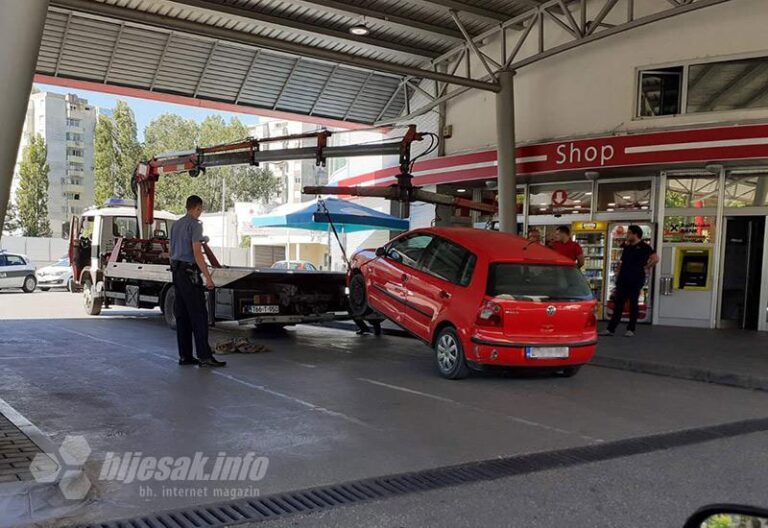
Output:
[719, 216, 766, 330]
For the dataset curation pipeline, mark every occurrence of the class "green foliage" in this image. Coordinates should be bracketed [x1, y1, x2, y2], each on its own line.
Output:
[93, 114, 119, 205]
[143, 114, 281, 213]
[16, 135, 51, 237]
[113, 101, 142, 194]
[2, 203, 21, 235]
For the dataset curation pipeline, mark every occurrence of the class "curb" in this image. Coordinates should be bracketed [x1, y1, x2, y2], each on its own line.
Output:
[591, 355, 768, 392]
[0, 399, 85, 528]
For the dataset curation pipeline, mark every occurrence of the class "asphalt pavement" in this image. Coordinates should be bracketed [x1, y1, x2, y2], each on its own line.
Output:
[1, 290, 767, 527]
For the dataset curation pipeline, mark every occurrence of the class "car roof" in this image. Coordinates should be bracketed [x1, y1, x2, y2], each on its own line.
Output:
[412, 227, 575, 265]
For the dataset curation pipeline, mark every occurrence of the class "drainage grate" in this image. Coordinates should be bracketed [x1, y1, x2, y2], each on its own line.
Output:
[80, 416, 768, 528]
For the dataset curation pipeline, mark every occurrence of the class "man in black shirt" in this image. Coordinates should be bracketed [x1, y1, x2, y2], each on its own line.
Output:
[600, 225, 659, 337]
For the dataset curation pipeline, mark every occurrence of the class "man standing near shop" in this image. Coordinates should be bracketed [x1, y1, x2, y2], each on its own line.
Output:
[170, 195, 226, 368]
[600, 225, 659, 337]
[550, 225, 585, 268]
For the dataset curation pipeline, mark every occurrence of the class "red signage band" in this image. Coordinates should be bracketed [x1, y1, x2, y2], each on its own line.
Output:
[334, 123, 768, 189]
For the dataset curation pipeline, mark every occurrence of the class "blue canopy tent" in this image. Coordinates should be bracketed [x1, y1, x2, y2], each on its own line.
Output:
[251, 198, 408, 269]
[251, 197, 409, 232]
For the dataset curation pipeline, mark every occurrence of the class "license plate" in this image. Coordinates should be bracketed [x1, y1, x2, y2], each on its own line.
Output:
[525, 346, 569, 359]
[247, 305, 280, 314]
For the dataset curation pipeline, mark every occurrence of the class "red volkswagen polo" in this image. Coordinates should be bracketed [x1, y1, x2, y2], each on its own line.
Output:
[347, 228, 597, 379]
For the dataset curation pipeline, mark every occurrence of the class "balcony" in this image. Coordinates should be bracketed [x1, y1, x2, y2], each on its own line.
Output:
[66, 169, 84, 178]
[63, 183, 84, 194]
[66, 140, 84, 149]
[67, 155, 84, 164]
[67, 125, 84, 134]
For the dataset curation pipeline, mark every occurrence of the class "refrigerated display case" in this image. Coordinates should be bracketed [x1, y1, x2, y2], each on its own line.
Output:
[571, 221, 609, 318]
[604, 223, 655, 323]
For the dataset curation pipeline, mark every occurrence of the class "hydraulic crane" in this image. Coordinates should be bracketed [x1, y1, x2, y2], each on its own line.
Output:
[132, 125, 497, 239]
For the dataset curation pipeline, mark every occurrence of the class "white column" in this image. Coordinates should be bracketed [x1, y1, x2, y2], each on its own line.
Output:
[495, 70, 517, 233]
[0, 0, 49, 238]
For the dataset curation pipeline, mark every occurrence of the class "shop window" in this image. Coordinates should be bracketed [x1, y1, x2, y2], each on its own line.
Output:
[638, 67, 683, 117]
[529, 183, 592, 215]
[665, 176, 719, 208]
[597, 180, 652, 212]
[687, 56, 768, 113]
[663, 215, 716, 244]
[724, 174, 768, 208]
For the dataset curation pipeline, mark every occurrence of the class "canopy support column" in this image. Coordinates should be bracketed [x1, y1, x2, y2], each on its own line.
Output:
[495, 69, 517, 234]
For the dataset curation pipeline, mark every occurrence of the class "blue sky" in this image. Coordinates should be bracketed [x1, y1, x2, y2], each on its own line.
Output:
[35, 83, 261, 141]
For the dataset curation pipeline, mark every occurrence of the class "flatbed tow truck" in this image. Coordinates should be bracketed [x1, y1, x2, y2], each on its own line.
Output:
[68, 125, 497, 329]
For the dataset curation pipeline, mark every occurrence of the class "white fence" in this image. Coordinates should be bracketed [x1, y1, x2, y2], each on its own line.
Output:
[216, 247, 250, 267]
[1, 236, 69, 267]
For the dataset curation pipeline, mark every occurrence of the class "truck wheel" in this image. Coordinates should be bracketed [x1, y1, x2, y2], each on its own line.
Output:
[163, 286, 177, 330]
[434, 326, 469, 380]
[348, 273, 372, 318]
[83, 282, 102, 316]
[22, 275, 37, 293]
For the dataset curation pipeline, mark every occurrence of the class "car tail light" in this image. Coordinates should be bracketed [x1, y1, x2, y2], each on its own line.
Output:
[586, 305, 597, 329]
[477, 300, 503, 327]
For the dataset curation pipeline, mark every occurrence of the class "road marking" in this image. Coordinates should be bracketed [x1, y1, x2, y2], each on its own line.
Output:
[0, 355, 91, 360]
[358, 377, 603, 443]
[54, 326, 142, 351]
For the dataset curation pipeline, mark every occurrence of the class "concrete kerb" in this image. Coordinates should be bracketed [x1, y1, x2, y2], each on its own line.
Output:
[0, 398, 87, 528]
[590, 356, 768, 392]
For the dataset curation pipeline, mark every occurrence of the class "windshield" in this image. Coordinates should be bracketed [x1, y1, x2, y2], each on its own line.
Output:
[487, 263, 593, 301]
[54, 258, 69, 267]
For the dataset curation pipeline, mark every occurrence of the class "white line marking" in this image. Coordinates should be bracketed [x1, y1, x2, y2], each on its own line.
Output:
[55, 326, 140, 351]
[0, 355, 91, 360]
[625, 137, 768, 154]
[358, 377, 603, 443]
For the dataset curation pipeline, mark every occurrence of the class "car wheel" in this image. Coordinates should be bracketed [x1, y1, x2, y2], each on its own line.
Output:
[163, 286, 177, 330]
[434, 326, 469, 380]
[22, 275, 37, 293]
[557, 365, 582, 378]
[39, 287, 50, 292]
[83, 281, 103, 316]
[347, 273, 372, 318]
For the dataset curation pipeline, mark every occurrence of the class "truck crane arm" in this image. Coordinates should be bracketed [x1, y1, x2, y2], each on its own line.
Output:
[132, 125, 497, 239]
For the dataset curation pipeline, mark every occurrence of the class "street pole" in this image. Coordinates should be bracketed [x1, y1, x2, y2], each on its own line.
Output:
[495, 70, 517, 234]
[221, 176, 226, 257]
[0, 0, 49, 239]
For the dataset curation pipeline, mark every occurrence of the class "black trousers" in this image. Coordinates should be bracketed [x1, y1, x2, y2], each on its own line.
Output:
[607, 278, 644, 333]
[172, 265, 212, 360]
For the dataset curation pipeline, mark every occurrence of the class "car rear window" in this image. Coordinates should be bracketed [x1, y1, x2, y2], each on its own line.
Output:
[487, 263, 593, 301]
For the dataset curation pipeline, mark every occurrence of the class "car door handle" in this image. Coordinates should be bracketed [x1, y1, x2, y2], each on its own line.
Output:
[401, 274, 409, 282]
[439, 290, 451, 299]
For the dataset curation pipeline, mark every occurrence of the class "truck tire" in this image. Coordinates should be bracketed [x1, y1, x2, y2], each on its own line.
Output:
[22, 275, 37, 293]
[83, 281, 102, 316]
[163, 286, 177, 330]
[348, 273, 372, 318]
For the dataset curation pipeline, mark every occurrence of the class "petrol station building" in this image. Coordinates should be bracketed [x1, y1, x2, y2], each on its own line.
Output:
[334, 0, 768, 332]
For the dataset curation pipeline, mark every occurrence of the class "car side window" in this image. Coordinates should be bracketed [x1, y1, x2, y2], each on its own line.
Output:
[113, 217, 138, 238]
[420, 239, 474, 285]
[0, 255, 6, 267]
[387, 234, 434, 268]
[5, 255, 25, 266]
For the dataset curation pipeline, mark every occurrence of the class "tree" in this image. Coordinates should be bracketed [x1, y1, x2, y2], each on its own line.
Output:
[2, 203, 21, 236]
[142, 114, 280, 213]
[16, 135, 51, 237]
[112, 101, 142, 196]
[93, 114, 120, 204]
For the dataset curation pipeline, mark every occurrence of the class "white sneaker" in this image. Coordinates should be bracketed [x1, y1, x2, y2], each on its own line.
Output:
[624, 330, 635, 337]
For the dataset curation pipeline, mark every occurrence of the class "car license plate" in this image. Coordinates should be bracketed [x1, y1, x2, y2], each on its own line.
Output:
[248, 305, 280, 314]
[525, 346, 569, 359]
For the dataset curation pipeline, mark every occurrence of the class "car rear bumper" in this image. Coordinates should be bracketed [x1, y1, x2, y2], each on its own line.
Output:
[469, 335, 596, 367]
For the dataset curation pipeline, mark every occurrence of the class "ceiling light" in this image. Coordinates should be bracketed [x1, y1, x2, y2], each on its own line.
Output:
[608, 202, 616, 206]
[349, 22, 370, 36]
[457, 188, 467, 193]
[585, 192, 593, 196]
[607, 208, 615, 212]
[622, 195, 632, 200]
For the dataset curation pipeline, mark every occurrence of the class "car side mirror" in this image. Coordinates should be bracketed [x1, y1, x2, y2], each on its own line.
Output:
[683, 505, 768, 528]
[375, 247, 386, 257]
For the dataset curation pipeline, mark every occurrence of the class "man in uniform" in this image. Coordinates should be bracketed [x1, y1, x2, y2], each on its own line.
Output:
[600, 224, 659, 337]
[170, 195, 226, 367]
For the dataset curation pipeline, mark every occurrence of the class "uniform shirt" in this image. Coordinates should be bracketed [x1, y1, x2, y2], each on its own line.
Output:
[618, 240, 655, 282]
[550, 240, 583, 263]
[170, 214, 205, 263]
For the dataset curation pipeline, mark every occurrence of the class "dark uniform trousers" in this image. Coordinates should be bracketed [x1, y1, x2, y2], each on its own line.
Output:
[171, 260, 212, 361]
[607, 275, 645, 333]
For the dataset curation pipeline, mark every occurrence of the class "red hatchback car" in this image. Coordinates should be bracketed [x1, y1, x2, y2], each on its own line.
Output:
[347, 228, 598, 379]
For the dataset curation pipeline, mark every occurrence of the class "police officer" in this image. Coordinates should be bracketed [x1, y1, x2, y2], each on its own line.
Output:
[170, 195, 226, 368]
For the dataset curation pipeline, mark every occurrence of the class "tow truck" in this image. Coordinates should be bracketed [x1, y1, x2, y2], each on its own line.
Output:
[69, 126, 497, 329]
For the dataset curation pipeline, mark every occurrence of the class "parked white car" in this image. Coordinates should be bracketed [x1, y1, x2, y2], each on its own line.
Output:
[0, 250, 37, 293]
[36, 256, 74, 292]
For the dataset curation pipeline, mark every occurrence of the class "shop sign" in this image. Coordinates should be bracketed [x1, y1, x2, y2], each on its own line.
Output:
[551, 189, 568, 206]
[663, 219, 714, 243]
